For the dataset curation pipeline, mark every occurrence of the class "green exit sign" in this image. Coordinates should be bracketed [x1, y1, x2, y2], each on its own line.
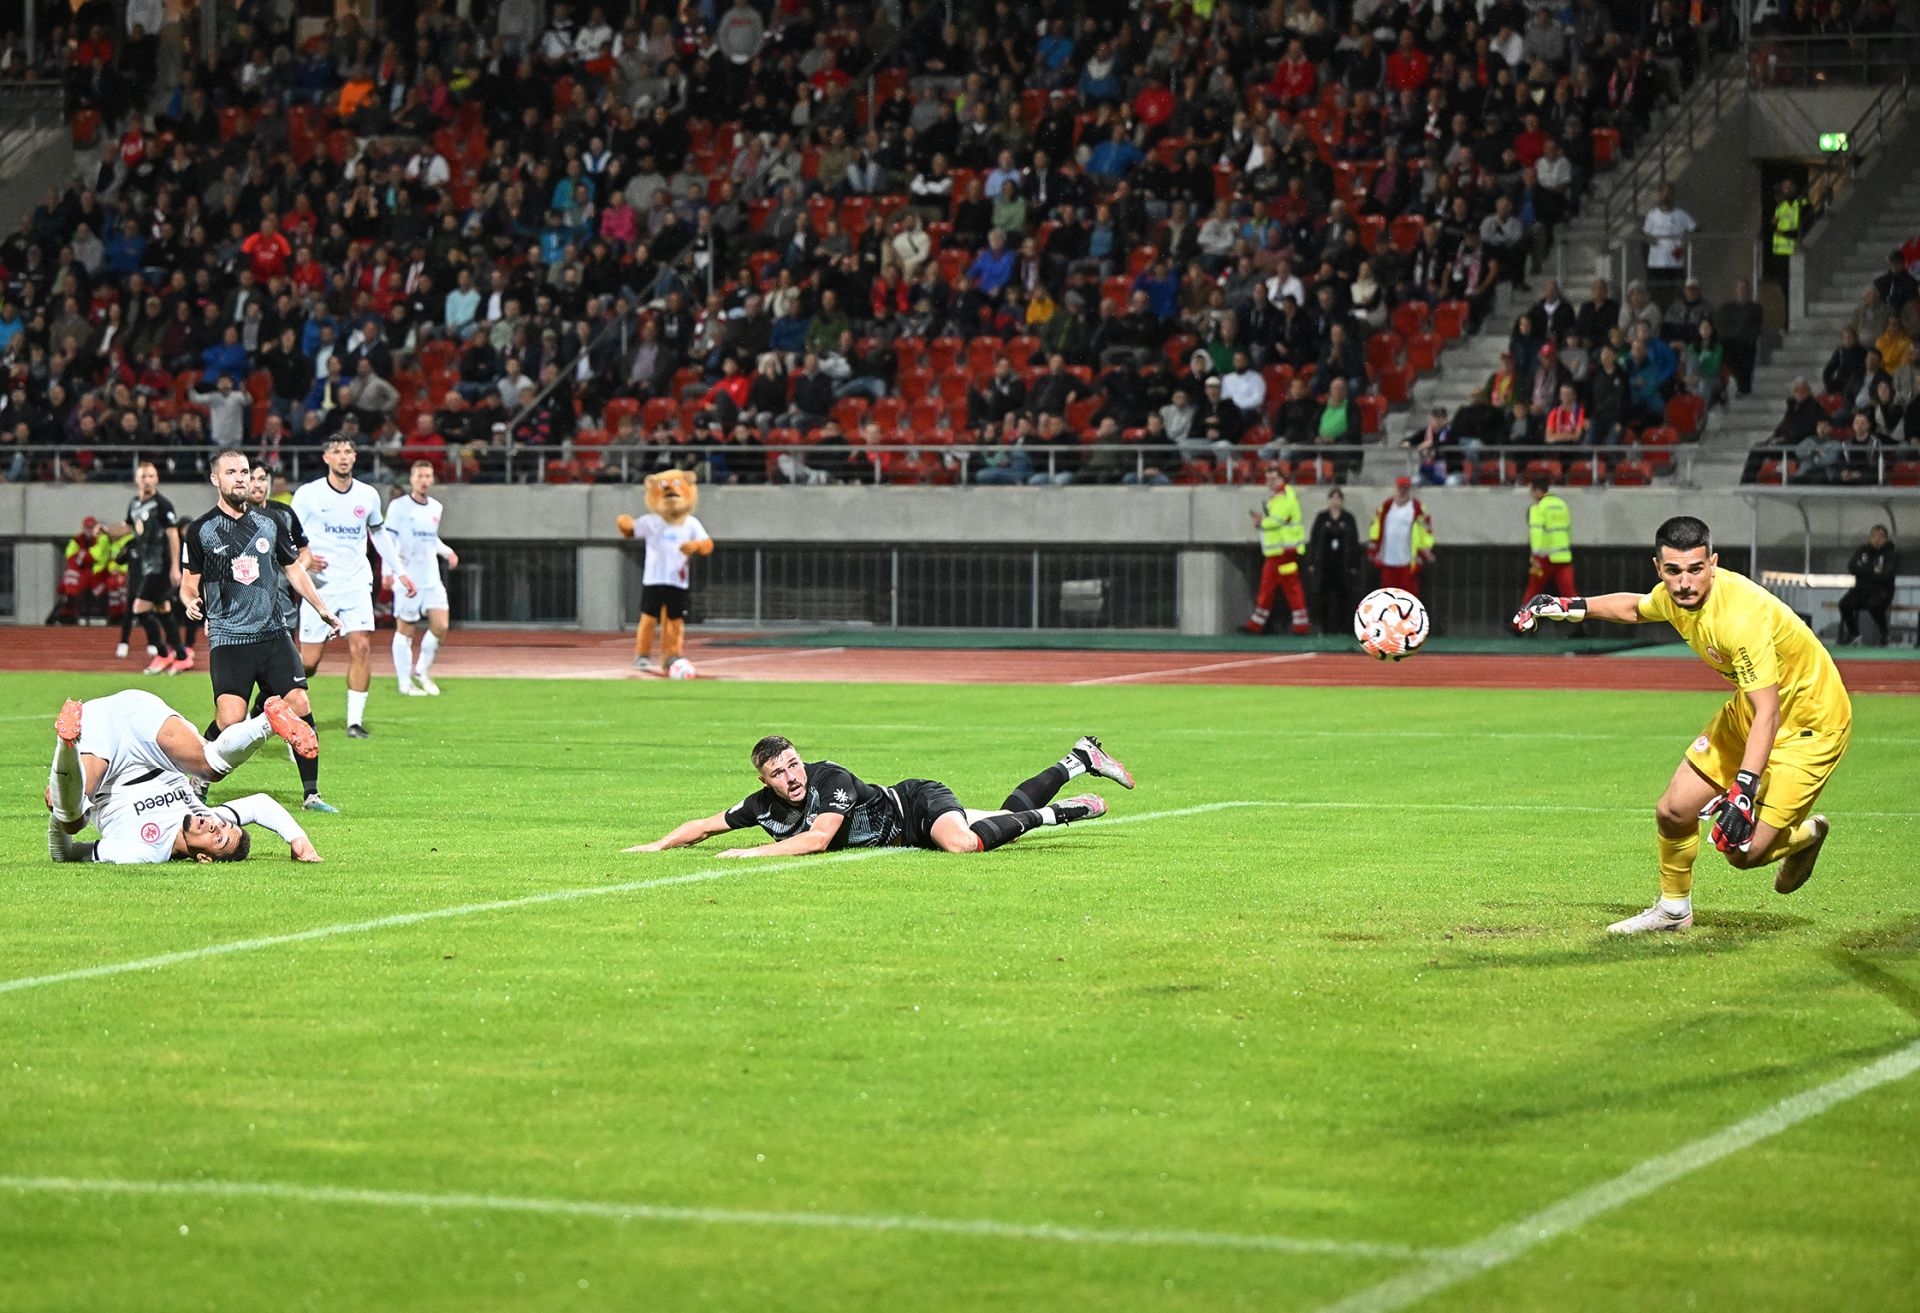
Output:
[1819, 132, 1849, 152]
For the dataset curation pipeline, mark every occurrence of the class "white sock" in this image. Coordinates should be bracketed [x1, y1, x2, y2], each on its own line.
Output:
[1059, 752, 1086, 779]
[418, 632, 441, 675]
[347, 689, 368, 727]
[392, 633, 414, 687]
[204, 714, 273, 776]
[1659, 895, 1692, 916]
[49, 738, 83, 821]
[1037, 806, 1059, 826]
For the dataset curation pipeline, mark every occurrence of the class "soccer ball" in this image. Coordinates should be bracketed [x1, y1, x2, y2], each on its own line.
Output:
[667, 657, 697, 681]
[1353, 588, 1430, 661]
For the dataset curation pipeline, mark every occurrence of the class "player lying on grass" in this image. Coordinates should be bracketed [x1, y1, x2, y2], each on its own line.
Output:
[45, 690, 324, 864]
[627, 735, 1135, 857]
[1514, 514, 1849, 933]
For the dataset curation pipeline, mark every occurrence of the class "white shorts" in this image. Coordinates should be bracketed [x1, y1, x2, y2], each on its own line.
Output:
[76, 690, 185, 780]
[394, 581, 449, 623]
[299, 586, 375, 643]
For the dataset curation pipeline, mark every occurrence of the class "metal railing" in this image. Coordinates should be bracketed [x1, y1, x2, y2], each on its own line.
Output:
[1745, 34, 1920, 87]
[1598, 55, 1746, 247]
[1739, 444, 1920, 487]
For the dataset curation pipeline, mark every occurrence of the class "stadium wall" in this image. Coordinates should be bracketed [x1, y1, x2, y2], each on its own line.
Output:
[6, 484, 1914, 633]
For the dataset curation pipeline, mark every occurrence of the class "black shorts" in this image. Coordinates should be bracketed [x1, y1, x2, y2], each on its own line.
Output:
[209, 634, 308, 703]
[130, 568, 173, 605]
[892, 777, 965, 850]
[640, 584, 690, 621]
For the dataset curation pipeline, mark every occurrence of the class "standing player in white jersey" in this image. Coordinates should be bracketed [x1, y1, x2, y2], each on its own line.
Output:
[384, 459, 460, 696]
[44, 691, 323, 864]
[291, 436, 412, 737]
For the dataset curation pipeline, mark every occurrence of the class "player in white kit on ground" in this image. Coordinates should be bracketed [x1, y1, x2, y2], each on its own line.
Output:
[384, 459, 459, 696]
[291, 436, 411, 737]
[44, 691, 323, 864]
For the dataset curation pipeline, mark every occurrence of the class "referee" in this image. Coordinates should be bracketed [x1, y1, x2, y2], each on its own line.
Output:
[181, 448, 343, 814]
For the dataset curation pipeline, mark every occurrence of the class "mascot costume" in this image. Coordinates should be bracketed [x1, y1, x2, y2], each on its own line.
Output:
[617, 469, 713, 672]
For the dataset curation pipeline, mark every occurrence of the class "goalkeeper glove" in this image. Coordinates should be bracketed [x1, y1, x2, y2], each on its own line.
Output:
[1710, 770, 1761, 853]
[1512, 594, 1588, 633]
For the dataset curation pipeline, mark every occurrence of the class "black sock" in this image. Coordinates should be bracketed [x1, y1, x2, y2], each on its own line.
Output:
[1003, 763, 1072, 812]
[970, 810, 1045, 851]
[159, 609, 185, 659]
[137, 612, 166, 653]
[297, 714, 320, 795]
[202, 719, 219, 739]
[119, 610, 135, 644]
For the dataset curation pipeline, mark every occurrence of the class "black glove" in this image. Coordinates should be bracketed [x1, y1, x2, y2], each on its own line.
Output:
[1512, 593, 1588, 633]
[1710, 770, 1761, 853]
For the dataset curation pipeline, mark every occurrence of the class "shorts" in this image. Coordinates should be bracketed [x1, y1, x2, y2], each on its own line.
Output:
[1685, 698, 1851, 829]
[130, 567, 173, 605]
[395, 580, 449, 623]
[891, 777, 964, 850]
[640, 583, 690, 621]
[209, 634, 309, 703]
[299, 586, 374, 642]
[76, 689, 183, 778]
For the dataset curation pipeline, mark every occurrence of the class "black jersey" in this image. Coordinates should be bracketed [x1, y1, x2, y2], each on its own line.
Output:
[123, 492, 179, 575]
[181, 505, 301, 647]
[723, 760, 906, 849]
[254, 500, 309, 630]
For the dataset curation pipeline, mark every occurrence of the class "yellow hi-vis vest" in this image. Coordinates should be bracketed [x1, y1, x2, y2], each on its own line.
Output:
[1771, 197, 1806, 257]
[1259, 484, 1306, 560]
[1528, 493, 1573, 563]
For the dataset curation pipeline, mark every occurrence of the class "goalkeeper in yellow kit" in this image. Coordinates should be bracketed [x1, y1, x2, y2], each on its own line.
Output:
[1515, 515, 1850, 933]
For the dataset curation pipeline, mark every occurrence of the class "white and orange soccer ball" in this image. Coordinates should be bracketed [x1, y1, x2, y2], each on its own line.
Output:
[1353, 588, 1430, 661]
[667, 657, 698, 681]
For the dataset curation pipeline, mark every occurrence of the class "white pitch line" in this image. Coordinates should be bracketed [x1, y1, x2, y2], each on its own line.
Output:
[686, 646, 849, 670]
[1315, 1036, 1920, 1313]
[1071, 653, 1321, 686]
[0, 802, 1267, 999]
[0, 1173, 1437, 1261]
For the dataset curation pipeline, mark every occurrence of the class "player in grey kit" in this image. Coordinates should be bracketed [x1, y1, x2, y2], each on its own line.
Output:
[628, 735, 1136, 856]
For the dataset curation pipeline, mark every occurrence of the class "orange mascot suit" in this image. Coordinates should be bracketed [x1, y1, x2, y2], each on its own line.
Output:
[616, 469, 713, 670]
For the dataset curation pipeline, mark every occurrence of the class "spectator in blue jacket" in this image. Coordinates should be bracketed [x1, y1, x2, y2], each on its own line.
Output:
[1132, 259, 1181, 320]
[1078, 39, 1122, 102]
[1087, 124, 1143, 182]
[769, 306, 811, 360]
[967, 229, 1016, 297]
[104, 219, 148, 276]
[199, 326, 249, 385]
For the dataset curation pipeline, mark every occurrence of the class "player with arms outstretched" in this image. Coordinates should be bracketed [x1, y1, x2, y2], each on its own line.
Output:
[629, 735, 1136, 857]
[291, 436, 410, 736]
[45, 691, 323, 864]
[1516, 515, 1850, 932]
[384, 459, 459, 696]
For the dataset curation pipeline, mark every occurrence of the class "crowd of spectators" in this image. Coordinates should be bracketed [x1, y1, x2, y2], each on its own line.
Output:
[2, 0, 1733, 489]
[1742, 239, 1920, 485]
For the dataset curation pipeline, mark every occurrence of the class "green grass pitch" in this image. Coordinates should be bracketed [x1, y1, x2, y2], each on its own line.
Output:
[2, 671, 1917, 1311]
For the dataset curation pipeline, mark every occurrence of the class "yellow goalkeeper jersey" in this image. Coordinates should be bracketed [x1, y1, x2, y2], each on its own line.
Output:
[1638, 567, 1851, 734]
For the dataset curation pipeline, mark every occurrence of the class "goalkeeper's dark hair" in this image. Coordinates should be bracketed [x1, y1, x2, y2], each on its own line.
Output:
[751, 735, 794, 769]
[214, 829, 251, 863]
[1654, 515, 1712, 555]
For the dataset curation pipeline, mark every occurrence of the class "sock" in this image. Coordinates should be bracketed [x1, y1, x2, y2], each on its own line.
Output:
[1002, 756, 1081, 811]
[347, 689, 368, 728]
[159, 609, 185, 659]
[1658, 825, 1699, 903]
[203, 714, 274, 777]
[49, 737, 83, 821]
[118, 611, 135, 644]
[969, 809, 1046, 851]
[137, 612, 166, 654]
[1757, 817, 1820, 866]
[417, 632, 441, 675]
[392, 632, 414, 686]
[297, 714, 320, 795]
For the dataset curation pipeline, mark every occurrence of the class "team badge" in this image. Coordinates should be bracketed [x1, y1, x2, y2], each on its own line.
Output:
[1706, 645, 1722, 663]
[231, 555, 260, 584]
[1692, 735, 1711, 754]
[353, 505, 367, 518]
[833, 789, 851, 804]
[140, 822, 161, 844]
[254, 537, 270, 553]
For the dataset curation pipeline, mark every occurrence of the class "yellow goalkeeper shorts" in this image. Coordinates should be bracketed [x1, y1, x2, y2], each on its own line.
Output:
[1685, 698, 1851, 829]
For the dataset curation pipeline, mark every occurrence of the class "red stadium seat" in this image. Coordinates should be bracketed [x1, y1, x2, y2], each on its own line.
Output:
[1665, 392, 1705, 438]
[1591, 127, 1621, 170]
[1356, 393, 1387, 435]
[909, 397, 947, 435]
[966, 336, 1001, 379]
[1390, 302, 1430, 338]
[1610, 458, 1654, 486]
[927, 337, 965, 374]
[1405, 332, 1442, 375]
[1365, 333, 1402, 373]
[1389, 216, 1425, 254]
[1890, 460, 1920, 486]
[1375, 364, 1411, 405]
[1433, 300, 1471, 340]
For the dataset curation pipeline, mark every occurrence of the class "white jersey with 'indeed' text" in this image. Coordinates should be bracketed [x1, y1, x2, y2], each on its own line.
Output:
[383, 493, 450, 584]
[291, 477, 387, 593]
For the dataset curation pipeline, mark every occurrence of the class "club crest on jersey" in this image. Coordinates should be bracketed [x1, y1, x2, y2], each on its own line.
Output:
[353, 504, 367, 518]
[1693, 734, 1712, 754]
[254, 537, 270, 553]
[140, 822, 161, 844]
[1706, 645, 1723, 663]
[231, 554, 259, 584]
[833, 788, 851, 804]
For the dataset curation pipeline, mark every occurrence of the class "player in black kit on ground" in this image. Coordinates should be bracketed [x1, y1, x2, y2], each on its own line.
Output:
[106, 460, 191, 673]
[180, 448, 343, 813]
[627, 735, 1136, 856]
